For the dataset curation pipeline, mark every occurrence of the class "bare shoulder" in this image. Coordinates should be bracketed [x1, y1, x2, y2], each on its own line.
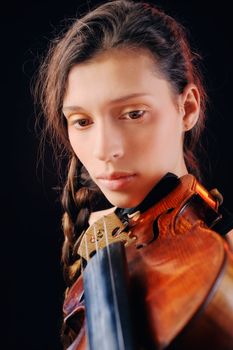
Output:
[89, 207, 116, 226]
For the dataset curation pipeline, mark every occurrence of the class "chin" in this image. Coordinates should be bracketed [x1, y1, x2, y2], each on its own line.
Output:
[103, 191, 143, 209]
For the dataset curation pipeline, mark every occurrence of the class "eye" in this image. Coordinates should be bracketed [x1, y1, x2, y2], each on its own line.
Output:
[71, 117, 93, 129]
[123, 110, 146, 120]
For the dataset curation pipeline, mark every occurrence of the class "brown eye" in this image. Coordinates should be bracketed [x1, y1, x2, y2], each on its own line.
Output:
[127, 110, 145, 119]
[72, 118, 93, 129]
[77, 119, 90, 126]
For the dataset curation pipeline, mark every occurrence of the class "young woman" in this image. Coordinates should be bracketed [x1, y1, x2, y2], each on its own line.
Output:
[35, 1, 233, 348]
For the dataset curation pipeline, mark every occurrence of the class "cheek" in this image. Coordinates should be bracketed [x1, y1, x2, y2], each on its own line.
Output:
[68, 130, 88, 162]
[158, 111, 182, 140]
[68, 130, 78, 153]
[135, 116, 182, 159]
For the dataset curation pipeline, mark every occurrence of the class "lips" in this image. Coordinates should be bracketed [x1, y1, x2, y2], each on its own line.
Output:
[96, 172, 137, 190]
[97, 172, 135, 180]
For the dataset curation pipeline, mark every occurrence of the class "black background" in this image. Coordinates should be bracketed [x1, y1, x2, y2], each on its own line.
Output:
[2, 0, 233, 349]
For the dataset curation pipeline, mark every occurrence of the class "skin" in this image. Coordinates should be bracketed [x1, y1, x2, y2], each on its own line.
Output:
[63, 48, 200, 209]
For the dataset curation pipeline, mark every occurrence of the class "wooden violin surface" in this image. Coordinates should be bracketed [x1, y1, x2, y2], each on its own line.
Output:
[63, 174, 233, 349]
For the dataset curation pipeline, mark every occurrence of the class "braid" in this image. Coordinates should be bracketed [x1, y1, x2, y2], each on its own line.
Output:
[61, 156, 112, 347]
[61, 155, 101, 286]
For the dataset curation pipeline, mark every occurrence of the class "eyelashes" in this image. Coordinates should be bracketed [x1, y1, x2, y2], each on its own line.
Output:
[69, 109, 147, 129]
[73, 118, 93, 127]
[121, 109, 146, 120]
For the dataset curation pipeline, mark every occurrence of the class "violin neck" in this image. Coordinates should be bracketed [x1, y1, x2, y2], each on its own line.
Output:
[83, 242, 135, 350]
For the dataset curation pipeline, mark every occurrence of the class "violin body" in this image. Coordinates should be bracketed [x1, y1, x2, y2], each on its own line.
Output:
[126, 216, 233, 349]
[63, 174, 233, 349]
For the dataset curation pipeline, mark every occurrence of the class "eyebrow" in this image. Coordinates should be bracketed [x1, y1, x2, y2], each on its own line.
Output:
[62, 93, 151, 112]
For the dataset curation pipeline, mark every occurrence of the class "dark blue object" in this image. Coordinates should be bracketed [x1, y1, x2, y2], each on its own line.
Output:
[83, 242, 135, 350]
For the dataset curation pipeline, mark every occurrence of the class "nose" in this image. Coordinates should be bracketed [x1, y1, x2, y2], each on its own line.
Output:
[93, 121, 124, 161]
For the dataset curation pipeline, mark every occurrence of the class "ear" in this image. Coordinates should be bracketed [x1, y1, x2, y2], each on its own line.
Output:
[178, 84, 200, 132]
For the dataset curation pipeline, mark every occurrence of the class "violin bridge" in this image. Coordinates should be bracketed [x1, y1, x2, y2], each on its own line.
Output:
[77, 212, 136, 261]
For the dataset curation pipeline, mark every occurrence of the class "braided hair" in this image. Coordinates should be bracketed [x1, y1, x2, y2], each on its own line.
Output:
[61, 155, 103, 285]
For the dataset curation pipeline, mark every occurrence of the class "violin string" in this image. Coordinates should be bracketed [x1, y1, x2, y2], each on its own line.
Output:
[95, 223, 110, 349]
[94, 222, 108, 350]
[84, 231, 89, 263]
[80, 246, 83, 274]
[103, 216, 125, 350]
[93, 223, 100, 258]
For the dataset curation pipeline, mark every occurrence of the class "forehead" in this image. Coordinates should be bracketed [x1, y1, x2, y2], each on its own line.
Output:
[63, 48, 175, 108]
[68, 47, 162, 82]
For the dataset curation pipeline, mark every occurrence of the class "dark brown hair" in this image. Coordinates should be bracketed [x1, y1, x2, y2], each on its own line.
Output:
[34, 0, 207, 345]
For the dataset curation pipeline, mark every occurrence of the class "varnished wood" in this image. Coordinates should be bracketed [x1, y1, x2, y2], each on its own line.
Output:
[63, 174, 233, 349]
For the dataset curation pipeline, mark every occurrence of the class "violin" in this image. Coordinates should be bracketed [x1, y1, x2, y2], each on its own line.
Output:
[63, 174, 233, 349]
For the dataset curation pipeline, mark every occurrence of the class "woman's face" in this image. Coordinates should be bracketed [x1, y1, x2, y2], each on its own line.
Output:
[63, 49, 189, 208]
